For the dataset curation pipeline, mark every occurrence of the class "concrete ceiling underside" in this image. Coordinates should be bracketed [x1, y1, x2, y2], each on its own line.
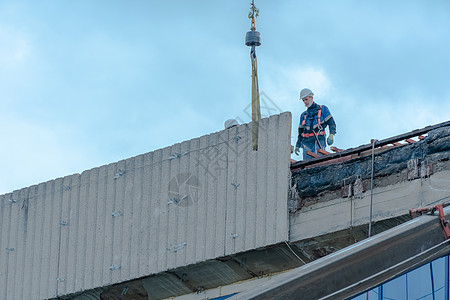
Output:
[60, 215, 411, 300]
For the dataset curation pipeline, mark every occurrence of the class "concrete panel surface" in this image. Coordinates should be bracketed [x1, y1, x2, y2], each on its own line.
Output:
[290, 170, 450, 242]
[0, 112, 291, 300]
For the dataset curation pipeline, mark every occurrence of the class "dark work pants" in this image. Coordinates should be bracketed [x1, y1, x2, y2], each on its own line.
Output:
[302, 135, 326, 160]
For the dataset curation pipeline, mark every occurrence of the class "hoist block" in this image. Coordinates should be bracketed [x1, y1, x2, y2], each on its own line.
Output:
[245, 30, 261, 47]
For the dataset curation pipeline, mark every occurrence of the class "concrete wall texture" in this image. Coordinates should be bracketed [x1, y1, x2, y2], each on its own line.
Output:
[0, 112, 292, 300]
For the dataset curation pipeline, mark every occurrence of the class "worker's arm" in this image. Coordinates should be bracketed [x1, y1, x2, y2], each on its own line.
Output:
[326, 116, 336, 145]
[321, 106, 336, 146]
[327, 117, 336, 135]
[322, 106, 337, 135]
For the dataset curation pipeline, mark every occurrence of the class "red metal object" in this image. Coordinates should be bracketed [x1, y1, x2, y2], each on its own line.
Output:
[409, 204, 450, 239]
[318, 149, 331, 155]
[330, 146, 343, 153]
[409, 206, 436, 217]
[436, 205, 450, 239]
[405, 138, 416, 144]
[290, 149, 351, 171]
[306, 151, 321, 158]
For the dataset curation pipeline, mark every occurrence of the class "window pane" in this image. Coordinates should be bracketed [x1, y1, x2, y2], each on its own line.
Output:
[383, 274, 407, 299]
[351, 289, 379, 300]
[407, 263, 433, 298]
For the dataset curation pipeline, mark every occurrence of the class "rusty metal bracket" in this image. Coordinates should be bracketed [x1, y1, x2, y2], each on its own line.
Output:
[409, 204, 450, 239]
[305, 151, 320, 158]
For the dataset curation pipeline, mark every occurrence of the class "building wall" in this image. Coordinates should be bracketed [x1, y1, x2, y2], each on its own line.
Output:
[0, 112, 291, 300]
[290, 169, 450, 242]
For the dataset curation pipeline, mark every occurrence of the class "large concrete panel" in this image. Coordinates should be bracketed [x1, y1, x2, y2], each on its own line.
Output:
[0, 112, 291, 300]
[290, 170, 450, 242]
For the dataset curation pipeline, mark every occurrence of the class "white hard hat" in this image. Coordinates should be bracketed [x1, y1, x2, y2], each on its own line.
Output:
[224, 119, 239, 129]
[299, 88, 314, 100]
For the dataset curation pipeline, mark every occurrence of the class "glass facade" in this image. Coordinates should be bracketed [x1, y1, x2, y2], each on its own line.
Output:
[352, 255, 450, 300]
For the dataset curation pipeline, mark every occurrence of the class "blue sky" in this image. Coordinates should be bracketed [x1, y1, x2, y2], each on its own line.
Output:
[1, 0, 450, 194]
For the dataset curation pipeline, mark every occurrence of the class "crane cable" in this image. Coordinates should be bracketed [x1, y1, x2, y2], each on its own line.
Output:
[248, 0, 258, 31]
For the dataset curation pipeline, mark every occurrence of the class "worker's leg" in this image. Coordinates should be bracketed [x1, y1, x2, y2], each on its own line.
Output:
[302, 138, 315, 160]
[317, 135, 326, 150]
[302, 136, 327, 160]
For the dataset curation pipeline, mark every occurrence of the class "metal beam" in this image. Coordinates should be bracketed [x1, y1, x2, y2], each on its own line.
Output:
[230, 207, 450, 300]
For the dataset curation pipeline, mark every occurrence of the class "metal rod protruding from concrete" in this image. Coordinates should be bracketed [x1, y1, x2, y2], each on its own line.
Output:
[369, 139, 377, 238]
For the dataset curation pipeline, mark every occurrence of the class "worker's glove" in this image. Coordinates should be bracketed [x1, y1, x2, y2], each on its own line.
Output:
[327, 134, 334, 146]
[294, 147, 300, 156]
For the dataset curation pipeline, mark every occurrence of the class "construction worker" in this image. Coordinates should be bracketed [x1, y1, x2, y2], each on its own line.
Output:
[294, 88, 336, 160]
